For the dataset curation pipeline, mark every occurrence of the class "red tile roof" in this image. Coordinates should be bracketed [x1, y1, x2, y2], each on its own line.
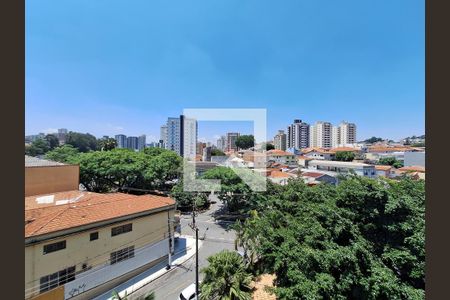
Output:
[301, 172, 326, 178]
[267, 150, 294, 156]
[398, 166, 426, 173]
[269, 171, 291, 178]
[374, 165, 393, 171]
[25, 191, 175, 238]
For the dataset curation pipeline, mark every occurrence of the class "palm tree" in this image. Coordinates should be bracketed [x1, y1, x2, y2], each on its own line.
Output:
[200, 250, 253, 300]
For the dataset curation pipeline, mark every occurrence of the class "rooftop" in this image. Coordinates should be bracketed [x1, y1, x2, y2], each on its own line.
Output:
[25, 155, 67, 167]
[267, 150, 295, 156]
[301, 172, 326, 178]
[375, 165, 393, 171]
[399, 165, 426, 173]
[269, 170, 291, 178]
[25, 190, 175, 239]
[309, 160, 372, 168]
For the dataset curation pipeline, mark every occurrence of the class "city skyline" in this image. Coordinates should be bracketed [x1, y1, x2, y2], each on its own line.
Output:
[26, 0, 424, 142]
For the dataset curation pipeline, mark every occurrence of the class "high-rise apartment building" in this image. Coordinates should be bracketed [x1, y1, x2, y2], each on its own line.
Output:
[202, 146, 212, 162]
[115, 134, 127, 148]
[57, 128, 68, 145]
[160, 125, 168, 145]
[338, 121, 357, 146]
[216, 135, 227, 151]
[273, 130, 287, 151]
[138, 135, 146, 151]
[226, 132, 240, 152]
[309, 121, 332, 148]
[165, 115, 198, 158]
[287, 119, 310, 150]
[127, 136, 139, 150]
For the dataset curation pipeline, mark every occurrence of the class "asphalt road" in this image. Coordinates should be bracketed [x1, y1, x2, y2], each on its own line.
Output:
[130, 198, 238, 300]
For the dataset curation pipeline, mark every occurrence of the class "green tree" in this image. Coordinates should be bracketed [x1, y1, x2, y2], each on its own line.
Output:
[97, 137, 117, 151]
[44, 144, 80, 163]
[200, 250, 253, 300]
[71, 148, 182, 193]
[261, 142, 275, 151]
[66, 131, 98, 152]
[25, 138, 50, 156]
[363, 136, 384, 144]
[335, 151, 356, 162]
[170, 180, 209, 211]
[379, 157, 404, 168]
[235, 176, 424, 299]
[235, 135, 255, 150]
[45, 134, 60, 150]
[211, 148, 226, 156]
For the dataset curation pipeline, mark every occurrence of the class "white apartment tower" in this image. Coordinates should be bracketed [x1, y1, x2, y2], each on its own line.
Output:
[216, 135, 226, 151]
[309, 121, 332, 148]
[287, 119, 310, 150]
[337, 121, 357, 146]
[160, 125, 168, 146]
[274, 130, 287, 151]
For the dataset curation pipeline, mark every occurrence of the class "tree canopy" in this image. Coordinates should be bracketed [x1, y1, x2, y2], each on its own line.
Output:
[233, 176, 425, 299]
[261, 142, 275, 151]
[211, 148, 226, 156]
[235, 135, 255, 150]
[44, 144, 80, 163]
[65, 131, 98, 152]
[25, 138, 50, 156]
[363, 137, 384, 144]
[379, 157, 404, 168]
[200, 250, 253, 300]
[335, 151, 356, 162]
[45, 134, 60, 150]
[97, 137, 117, 151]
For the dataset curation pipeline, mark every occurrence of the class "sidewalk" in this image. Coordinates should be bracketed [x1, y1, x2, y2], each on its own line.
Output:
[93, 235, 202, 300]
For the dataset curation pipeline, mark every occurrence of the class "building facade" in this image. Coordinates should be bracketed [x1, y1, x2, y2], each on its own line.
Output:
[138, 135, 146, 151]
[115, 135, 127, 149]
[273, 130, 287, 151]
[226, 132, 240, 152]
[126, 136, 138, 151]
[287, 119, 310, 150]
[216, 135, 227, 151]
[309, 121, 332, 148]
[165, 115, 197, 158]
[160, 125, 168, 146]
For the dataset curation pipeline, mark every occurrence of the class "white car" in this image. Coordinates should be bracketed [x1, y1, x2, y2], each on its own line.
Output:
[178, 283, 200, 300]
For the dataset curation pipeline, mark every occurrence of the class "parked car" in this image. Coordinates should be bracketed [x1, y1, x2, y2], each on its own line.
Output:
[178, 283, 200, 300]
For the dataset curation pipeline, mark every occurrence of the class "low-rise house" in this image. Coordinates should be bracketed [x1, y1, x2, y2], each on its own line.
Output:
[301, 171, 337, 185]
[266, 150, 298, 167]
[268, 170, 294, 185]
[308, 160, 376, 178]
[297, 155, 314, 167]
[301, 148, 335, 160]
[374, 165, 396, 178]
[25, 191, 177, 300]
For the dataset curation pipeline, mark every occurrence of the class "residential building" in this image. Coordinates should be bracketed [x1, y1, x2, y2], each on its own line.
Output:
[337, 121, 357, 146]
[266, 150, 298, 167]
[25, 191, 177, 300]
[202, 146, 212, 162]
[25, 156, 80, 197]
[196, 142, 206, 155]
[268, 170, 294, 185]
[216, 135, 227, 151]
[332, 126, 340, 148]
[404, 151, 425, 167]
[287, 119, 310, 150]
[273, 130, 287, 151]
[126, 136, 139, 151]
[166, 117, 181, 154]
[166, 115, 198, 158]
[57, 128, 68, 145]
[138, 135, 146, 151]
[309, 121, 332, 148]
[307, 160, 376, 178]
[115, 134, 127, 149]
[226, 132, 240, 152]
[374, 165, 396, 178]
[301, 171, 338, 185]
[24, 155, 179, 300]
[160, 125, 168, 146]
[301, 148, 336, 160]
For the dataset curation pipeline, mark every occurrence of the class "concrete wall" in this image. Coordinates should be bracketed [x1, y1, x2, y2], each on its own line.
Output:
[25, 165, 79, 196]
[404, 151, 425, 167]
[25, 210, 174, 300]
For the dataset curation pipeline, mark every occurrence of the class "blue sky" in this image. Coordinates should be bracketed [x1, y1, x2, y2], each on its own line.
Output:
[26, 0, 424, 143]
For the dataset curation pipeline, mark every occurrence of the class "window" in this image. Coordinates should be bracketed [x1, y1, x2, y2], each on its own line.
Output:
[90, 232, 99, 241]
[110, 246, 135, 265]
[111, 223, 132, 236]
[43, 241, 66, 254]
[40, 266, 75, 293]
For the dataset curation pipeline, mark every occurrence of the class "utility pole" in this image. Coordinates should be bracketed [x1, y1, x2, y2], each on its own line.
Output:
[167, 211, 172, 269]
[189, 200, 200, 300]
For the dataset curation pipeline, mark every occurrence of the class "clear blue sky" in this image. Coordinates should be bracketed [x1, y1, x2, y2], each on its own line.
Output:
[26, 0, 424, 143]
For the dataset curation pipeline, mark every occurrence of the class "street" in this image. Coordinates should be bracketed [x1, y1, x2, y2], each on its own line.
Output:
[130, 197, 238, 300]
